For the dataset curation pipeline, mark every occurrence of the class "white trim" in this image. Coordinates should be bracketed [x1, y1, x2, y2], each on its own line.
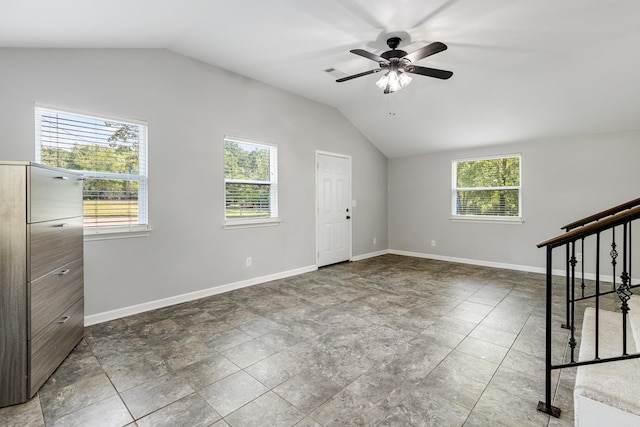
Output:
[389, 249, 546, 274]
[84, 226, 151, 241]
[84, 264, 317, 326]
[315, 150, 352, 158]
[388, 249, 638, 282]
[35, 105, 149, 230]
[451, 153, 522, 219]
[224, 135, 278, 149]
[351, 250, 391, 262]
[223, 136, 278, 224]
[450, 216, 524, 224]
[451, 152, 522, 164]
[35, 103, 148, 127]
[223, 218, 280, 229]
[315, 150, 353, 267]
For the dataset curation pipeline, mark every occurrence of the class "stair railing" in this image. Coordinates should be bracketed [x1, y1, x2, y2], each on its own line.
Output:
[558, 198, 640, 333]
[536, 202, 640, 418]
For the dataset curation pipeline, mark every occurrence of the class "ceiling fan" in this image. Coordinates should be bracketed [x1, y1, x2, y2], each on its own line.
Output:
[337, 37, 453, 94]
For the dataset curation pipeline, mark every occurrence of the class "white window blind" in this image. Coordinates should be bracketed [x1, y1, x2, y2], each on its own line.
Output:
[224, 137, 278, 224]
[452, 155, 521, 220]
[35, 107, 148, 234]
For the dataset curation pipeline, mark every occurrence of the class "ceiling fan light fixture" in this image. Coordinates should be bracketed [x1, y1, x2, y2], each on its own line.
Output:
[375, 69, 412, 93]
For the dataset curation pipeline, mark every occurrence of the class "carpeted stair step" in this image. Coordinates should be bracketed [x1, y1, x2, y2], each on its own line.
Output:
[574, 302, 640, 426]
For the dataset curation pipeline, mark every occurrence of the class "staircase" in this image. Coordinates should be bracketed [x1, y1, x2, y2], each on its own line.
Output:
[536, 198, 640, 424]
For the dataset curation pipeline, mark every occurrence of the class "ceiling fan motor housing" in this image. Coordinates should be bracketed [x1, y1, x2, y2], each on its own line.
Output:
[381, 50, 407, 60]
[381, 37, 407, 61]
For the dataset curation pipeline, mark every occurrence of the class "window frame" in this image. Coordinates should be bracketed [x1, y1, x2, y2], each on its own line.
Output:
[451, 153, 523, 223]
[35, 105, 149, 239]
[223, 136, 279, 229]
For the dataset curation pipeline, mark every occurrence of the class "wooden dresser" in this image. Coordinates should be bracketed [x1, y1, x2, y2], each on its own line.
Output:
[0, 161, 84, 408]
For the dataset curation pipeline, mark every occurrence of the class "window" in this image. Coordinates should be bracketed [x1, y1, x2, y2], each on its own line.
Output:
[35, 107, 148, 236]
[452, 154, 521, 221]
[224, 137, 278, 226]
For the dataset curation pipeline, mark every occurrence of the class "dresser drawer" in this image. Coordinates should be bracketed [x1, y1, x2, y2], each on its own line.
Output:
[29, 166, 83, 223]
[30, 298, 84, 394]
[30, 258, 83, 338]
[29, 217, 83, 280]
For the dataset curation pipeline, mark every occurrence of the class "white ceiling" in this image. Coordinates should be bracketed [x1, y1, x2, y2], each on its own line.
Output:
[2, 0, 640, 157]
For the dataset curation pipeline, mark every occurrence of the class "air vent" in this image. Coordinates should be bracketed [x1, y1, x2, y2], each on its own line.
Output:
[324, 68, 346, 79]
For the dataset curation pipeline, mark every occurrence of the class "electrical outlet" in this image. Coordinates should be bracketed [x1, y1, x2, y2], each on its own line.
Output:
[431, 240, 436, 247]
[246, 257, 252, 267]
[373, 237, 377, 245]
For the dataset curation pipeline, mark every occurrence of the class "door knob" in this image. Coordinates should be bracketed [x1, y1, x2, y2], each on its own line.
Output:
[346, 216, 351, 219]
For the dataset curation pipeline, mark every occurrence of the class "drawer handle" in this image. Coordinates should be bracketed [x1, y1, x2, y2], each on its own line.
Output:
[55, 176, 70, 180]
[55, 223, 70, 228]
[58, 316, 71, 324]
[58, 269, 71, 276]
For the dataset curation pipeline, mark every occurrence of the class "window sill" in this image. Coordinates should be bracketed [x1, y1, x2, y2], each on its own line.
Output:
[224, 218, 280, 230]
[84, 225, 151, 241]
[450, 216, 523, 224]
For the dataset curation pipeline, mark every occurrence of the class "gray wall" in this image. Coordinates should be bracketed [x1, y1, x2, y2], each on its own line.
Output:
[388, 131, 640, 271]
[0, 48, 388, 318]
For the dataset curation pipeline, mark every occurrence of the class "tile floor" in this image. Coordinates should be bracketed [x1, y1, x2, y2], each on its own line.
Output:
[0, 254, 576, 426]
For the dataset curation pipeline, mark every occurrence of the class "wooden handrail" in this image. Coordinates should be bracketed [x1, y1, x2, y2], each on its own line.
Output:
[561, 197, 640, 231]
[538, 205, 640, 249]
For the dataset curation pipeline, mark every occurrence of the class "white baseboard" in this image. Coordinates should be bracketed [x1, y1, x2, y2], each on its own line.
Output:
[388, 249, 638, 283]
[84, 264, 318, 326]
[351, 250, 391, 262]
[388, 249, 547, 274]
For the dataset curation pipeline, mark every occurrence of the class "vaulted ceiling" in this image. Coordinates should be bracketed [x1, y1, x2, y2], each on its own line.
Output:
[2, 0, 640, 157]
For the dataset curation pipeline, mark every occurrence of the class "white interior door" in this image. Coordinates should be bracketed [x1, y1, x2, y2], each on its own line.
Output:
[317, 152, 351, 267]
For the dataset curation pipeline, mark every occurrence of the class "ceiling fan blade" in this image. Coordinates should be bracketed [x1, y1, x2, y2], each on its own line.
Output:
[403, 42, 448, 63]
[336, 68, 382, 83]
[406, 65, 453, 80]
[350, 49, 389, 64]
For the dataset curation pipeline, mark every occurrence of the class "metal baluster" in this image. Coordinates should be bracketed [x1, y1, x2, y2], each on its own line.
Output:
[538, 245, 561, 417]
[630, 222, 633, 288]
[595, 231, 600, 360]
[562, 243, 571, 329]
[581, 238, 586, 298]
[611, 227, 618, 292]
[569, 240, 577, 362]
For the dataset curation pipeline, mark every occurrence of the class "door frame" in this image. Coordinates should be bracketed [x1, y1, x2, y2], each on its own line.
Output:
[315, 150, 353, 267]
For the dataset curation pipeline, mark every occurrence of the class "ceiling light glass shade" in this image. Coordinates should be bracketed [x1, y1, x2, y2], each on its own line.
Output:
[398, 71, 412, 87]
[375, 73, 389, 89]
[376, 70, 412, 93]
